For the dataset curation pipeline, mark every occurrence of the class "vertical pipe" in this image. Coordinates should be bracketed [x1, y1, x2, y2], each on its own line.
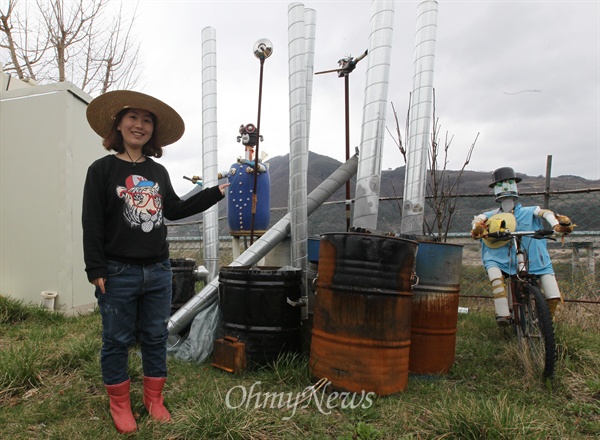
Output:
[544, 155, 552, 209]
[352, 0, 395, 230]
[248, 38, 273, 246]
[400, 0, 439, 235]
[302, 7, 317, 319]
[249, 56, 265, 245]
[288, 2, 308, 276]
[304, 8, 317, 141]
[201, 27, 220, 281]
[345, 74, 351, 231]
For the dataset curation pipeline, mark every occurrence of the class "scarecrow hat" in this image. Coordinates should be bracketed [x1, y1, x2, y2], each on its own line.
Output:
[488, 167, 522, 188]
[86, 90, 185, 147]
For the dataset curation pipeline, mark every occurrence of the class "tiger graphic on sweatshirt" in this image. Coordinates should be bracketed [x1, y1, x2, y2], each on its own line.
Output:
[117, 175, 163, 233]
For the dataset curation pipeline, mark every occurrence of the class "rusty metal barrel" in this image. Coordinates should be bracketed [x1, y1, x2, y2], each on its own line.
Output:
[309, 233, 417, 395]
[219, 266, 302, 367]
[409, 241, 463, 375]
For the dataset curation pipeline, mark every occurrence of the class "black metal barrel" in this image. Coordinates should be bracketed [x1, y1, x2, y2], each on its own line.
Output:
[218, 266, 302, 367]
[170, 258, 197, 315]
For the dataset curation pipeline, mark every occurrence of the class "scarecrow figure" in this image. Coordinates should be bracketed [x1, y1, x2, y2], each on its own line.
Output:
[471, 167, 575, 325]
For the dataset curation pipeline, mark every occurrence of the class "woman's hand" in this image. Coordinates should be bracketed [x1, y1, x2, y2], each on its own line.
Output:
[92, 278, 106, 294]
[219, 183, 230, 195]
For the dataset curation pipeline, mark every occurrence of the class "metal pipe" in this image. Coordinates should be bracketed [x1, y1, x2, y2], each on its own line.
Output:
[340, 50, 368, 230]
[249, 38, 273, 245]
[249, 56, 264, 246]
[400, 0, 439, 235]
[288, 2, 309, 287]
[201, 27, 220, 281]
[194, 265, 209, 282]
[302, 5, 316, 319]
[167, 153, 359, 336]
[345, 74, 351, 231]
[352, 0, 395, 230]
[304, 8, 317, 141]
[315, 49, 368, 233]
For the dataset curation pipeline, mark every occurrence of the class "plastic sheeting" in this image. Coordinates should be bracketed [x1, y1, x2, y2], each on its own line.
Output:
[169, 299, 221, 364]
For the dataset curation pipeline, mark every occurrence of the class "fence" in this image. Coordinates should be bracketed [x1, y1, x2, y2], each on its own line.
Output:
[167, 188, 600, 303]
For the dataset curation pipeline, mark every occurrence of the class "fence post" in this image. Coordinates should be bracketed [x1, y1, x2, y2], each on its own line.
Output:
[544, 155, 552, 209]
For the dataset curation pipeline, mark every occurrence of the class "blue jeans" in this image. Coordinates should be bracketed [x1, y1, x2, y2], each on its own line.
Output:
[96, 259, 172, 385]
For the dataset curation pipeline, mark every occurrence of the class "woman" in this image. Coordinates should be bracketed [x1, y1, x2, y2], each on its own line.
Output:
[83, 90, 228, 434]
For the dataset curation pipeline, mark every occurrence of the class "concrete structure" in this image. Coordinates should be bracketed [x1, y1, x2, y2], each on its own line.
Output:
[1, 75, 103, 313]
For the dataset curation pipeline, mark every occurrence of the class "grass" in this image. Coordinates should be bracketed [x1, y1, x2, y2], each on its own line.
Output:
[0, 294, 599, 439]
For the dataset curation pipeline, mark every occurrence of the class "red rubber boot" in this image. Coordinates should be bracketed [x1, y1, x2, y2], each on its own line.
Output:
[143, 376, 171, 421]
[105, 379, 137, 434]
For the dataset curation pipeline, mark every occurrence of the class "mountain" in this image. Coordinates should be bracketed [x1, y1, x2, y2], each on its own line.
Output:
[266, 152, 356, 208]
[167, 152, 600, 236]
[268, 152, 600, 204]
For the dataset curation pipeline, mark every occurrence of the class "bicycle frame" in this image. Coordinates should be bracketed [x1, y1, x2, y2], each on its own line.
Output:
[488, 229, 557, 379]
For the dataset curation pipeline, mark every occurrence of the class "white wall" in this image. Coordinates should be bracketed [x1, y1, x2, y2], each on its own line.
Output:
[0, 81, 104, 312]
[0, 63, 39, 91]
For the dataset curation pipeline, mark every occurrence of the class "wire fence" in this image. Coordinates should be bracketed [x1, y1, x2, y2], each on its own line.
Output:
[167, 188, 600, 303]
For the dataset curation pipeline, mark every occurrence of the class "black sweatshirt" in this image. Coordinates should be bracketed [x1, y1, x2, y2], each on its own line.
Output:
[82, 155, 224, 282]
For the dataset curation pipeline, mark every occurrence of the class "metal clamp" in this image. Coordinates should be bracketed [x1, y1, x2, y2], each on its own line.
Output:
[287, 297, 307, 307]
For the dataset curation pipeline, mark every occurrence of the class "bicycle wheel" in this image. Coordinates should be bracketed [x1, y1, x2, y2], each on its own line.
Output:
[520, 283, 556, 379]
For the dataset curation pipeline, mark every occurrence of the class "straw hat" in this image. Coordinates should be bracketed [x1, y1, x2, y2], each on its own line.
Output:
[86, 90, 185, 147]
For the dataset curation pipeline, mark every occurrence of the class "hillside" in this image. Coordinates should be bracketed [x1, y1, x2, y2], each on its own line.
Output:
[267, 152, 599, 207]
[167, 152, 600, 236]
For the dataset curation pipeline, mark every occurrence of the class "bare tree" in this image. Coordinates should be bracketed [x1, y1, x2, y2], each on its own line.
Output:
[388, 101, 408, 164]
[424, 90, 479, 240]
[0, 0, 49, 81]
[389, 90, 479, 241]
[0, 0, 140, 94]
[77, 1, 140, 94]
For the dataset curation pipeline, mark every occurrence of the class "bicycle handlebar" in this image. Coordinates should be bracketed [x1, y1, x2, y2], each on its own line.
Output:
[487, 229, 556, 241]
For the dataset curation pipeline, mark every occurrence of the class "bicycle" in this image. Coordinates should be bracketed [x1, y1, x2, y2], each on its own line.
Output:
[487, 228, 557, 379]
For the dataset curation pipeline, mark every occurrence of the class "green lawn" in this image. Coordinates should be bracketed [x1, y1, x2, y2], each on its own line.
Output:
[1, 295, 598, 439]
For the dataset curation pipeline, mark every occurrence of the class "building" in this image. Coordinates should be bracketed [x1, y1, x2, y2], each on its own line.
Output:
[1, 69, 104, 313]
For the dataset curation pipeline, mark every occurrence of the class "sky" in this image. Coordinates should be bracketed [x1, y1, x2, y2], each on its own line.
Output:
[115, 0, 600, 195]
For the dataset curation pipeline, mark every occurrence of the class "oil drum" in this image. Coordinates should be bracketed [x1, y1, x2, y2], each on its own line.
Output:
[219, 266, 302, 367]
[170, 258, 196, 315]
[309, 233, 417, 395]
[409, 241, 462, 375]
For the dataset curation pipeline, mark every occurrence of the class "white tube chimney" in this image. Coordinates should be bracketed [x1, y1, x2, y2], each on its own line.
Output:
[352, 0, 395, 230]
[400, 0, 439, 235]
[201, 27, 220, 280]
[304, 8, 317, 140]
[288, 2, 309, 273]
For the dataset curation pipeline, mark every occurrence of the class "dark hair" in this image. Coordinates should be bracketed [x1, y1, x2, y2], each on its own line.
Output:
[102, 108, 164, 158]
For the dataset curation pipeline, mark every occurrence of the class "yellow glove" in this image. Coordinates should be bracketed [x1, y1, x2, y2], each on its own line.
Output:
[471, 220, 488, 239]
[553, 214, 576, 234]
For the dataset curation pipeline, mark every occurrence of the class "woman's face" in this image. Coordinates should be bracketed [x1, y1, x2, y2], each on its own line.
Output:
[117, 108, 154, 150]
